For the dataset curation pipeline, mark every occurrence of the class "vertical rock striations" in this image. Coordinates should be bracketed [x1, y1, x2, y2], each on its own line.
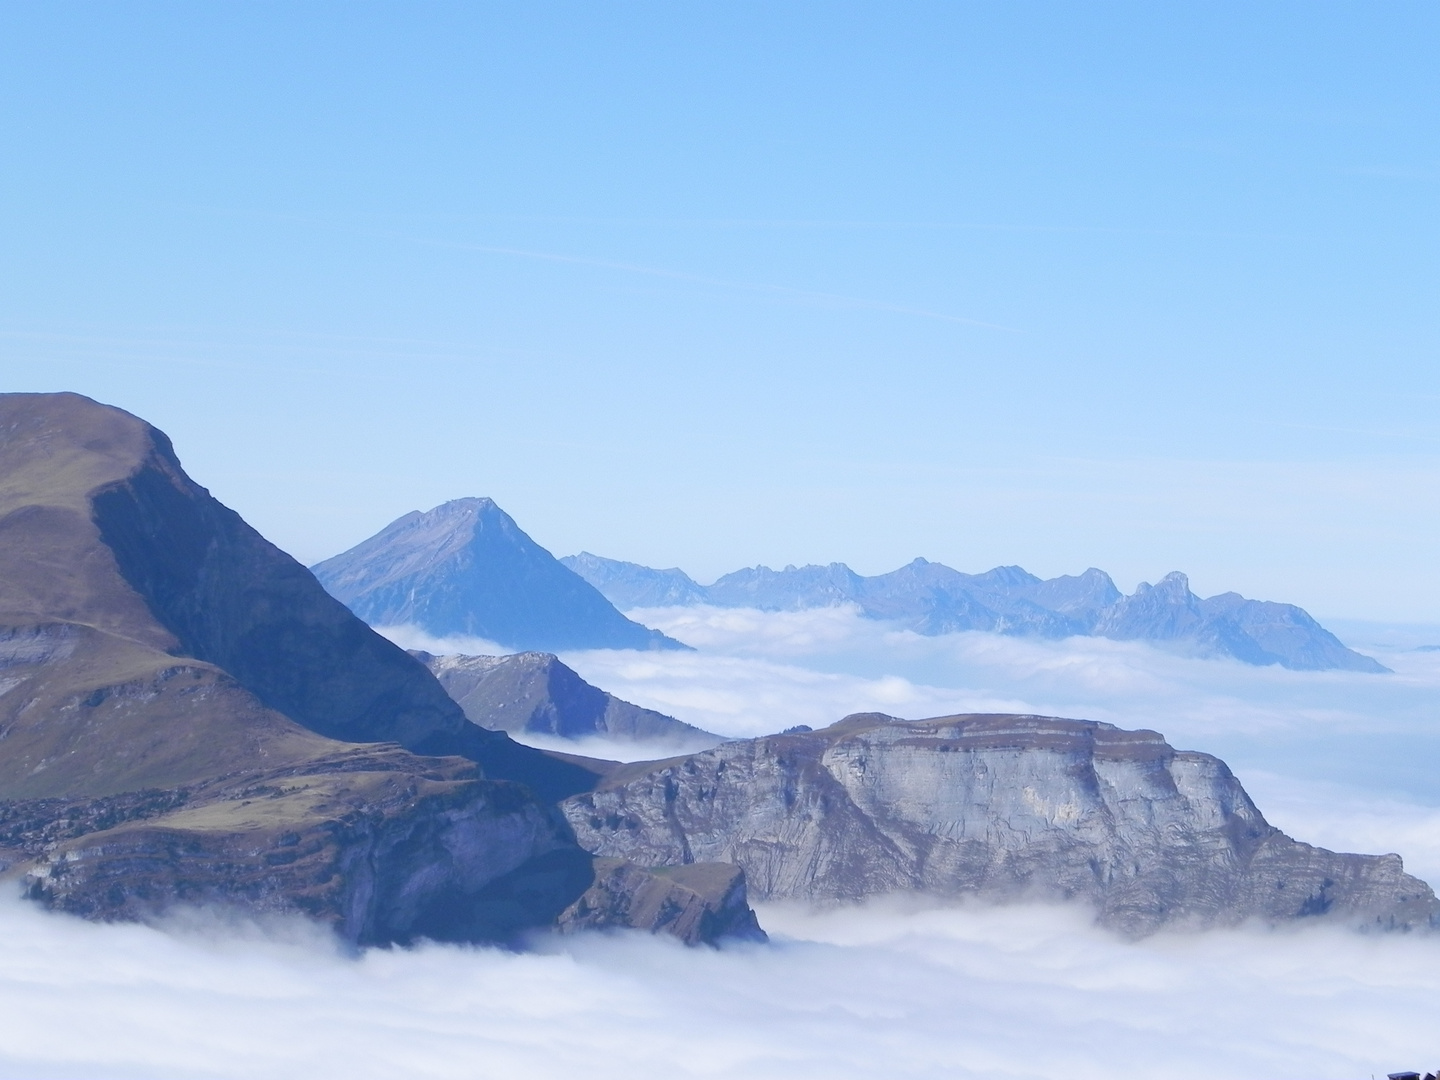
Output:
[562, 712, 1439, 934]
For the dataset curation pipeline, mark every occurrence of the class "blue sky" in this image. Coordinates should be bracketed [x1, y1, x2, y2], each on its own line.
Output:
[3, 2, 1437, 619]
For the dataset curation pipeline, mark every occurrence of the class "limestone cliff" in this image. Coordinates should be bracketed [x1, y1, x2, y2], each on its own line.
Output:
[562, 712, 1439, 934]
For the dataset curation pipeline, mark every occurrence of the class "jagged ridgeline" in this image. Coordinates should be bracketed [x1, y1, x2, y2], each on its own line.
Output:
[0, 393, 761, 946]
[561, 553, 1387, 672]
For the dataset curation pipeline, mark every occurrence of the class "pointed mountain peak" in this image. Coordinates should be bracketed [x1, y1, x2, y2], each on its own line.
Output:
[1154, 571, 1193, 597]
[1127, 572, 1192, 601]
[977, 565, 1042, 588]
[401, 496, 513, 532]
[433, 495, 499, 514]
[312, 497, 686, 652]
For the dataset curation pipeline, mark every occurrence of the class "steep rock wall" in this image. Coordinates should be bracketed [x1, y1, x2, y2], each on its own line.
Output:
[563, 712, 1439, 934]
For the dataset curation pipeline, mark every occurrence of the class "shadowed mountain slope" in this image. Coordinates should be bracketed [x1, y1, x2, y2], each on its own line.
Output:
[314, 500, 686, 653]
[565, 554, 1384, 672]
[563, 711, 1439, 936]
[0, 393, 759, 945]
[411, 649, 722, 752]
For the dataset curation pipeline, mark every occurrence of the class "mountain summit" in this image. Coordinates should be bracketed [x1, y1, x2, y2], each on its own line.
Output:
[312, 499, 686, 652]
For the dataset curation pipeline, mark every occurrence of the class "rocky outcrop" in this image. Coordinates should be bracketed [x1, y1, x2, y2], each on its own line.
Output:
[311, 499, 686, 653]
[0, 393, 758, 945]
[558, 858, 766, 945]
[564, 554, 1384, 672]
[562, 712, 1439, 935]
[14, 748, 590, 945]
[413, 649, 721, 751]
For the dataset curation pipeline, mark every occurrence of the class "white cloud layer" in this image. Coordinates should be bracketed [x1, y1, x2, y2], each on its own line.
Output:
[588, 604, 1440, 747]
[0, 893, 1435, 1080]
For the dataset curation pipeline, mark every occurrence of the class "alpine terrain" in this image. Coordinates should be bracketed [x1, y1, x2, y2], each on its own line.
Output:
[0, 393, 760, 946]
[1, 391, 1425, 949]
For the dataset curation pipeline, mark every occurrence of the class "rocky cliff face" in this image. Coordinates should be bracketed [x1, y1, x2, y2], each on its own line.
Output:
[16, 747, 592, 945]
[311, 499, 686, 653]
[562, 712, 1439, 935]
[559, 858, 765, 944]
[0, 393, 756, 945]
[413, 649, 721, 751]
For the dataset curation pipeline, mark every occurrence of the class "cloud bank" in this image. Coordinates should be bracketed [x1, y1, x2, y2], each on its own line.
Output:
[0, 893, 1435, 1080]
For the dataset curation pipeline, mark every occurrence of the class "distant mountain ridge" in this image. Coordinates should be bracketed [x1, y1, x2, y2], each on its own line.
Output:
[312, 499, 686, 653]
[561, 553, 1386, 673]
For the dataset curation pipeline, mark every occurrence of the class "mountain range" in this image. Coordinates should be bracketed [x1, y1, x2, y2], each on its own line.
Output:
[0, 392, 1429, 946]
[562, 553, 1386, 672]
[312, 499, 685, 653]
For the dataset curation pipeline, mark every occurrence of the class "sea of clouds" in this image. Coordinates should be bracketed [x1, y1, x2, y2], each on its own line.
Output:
[1, 893, 1437, 1080]
[17, 612, 1431, 1078]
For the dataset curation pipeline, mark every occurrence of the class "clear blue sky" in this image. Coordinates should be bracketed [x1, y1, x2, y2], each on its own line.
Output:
[3, 2, 1437, 619]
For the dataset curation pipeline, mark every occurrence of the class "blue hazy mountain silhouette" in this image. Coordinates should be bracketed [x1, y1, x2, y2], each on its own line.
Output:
[312, 500, 686, 652]
[560, 553, 1385, 673]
